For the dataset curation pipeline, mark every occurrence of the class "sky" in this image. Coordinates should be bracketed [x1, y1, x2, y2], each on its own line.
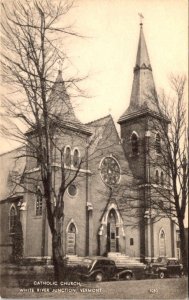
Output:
[0, 0, 188, 153]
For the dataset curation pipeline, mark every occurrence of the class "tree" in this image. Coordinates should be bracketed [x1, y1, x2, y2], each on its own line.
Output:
[147, 75, 188, 271]
[110, 75, 188, 267]
[0, 0, 90, 280]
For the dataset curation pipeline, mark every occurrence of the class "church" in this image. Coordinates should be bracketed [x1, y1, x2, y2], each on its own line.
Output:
[0, 23, 177, 263]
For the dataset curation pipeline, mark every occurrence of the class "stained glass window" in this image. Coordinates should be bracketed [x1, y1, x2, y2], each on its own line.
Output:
[65, 146, 71, 167]
[68, 184, 77, 197]
[100, 157, 120, 186]
[73, 149, 79, 168]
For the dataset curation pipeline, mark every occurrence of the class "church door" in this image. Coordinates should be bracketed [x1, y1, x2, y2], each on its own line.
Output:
[67, 223, 76, 255]
[107, 209, 118, 252]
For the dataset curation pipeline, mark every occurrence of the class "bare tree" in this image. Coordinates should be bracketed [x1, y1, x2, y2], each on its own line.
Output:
[110, 75, 188, 267]
[146, 75, 188, 271]
[0, 0, 92, 280]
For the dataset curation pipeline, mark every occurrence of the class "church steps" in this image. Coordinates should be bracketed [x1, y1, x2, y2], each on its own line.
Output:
[65, 254, 145, 268]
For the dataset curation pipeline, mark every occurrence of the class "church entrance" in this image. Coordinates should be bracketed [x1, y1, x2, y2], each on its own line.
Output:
[66, 223, 76, 255]
[107, 209, 119, 252]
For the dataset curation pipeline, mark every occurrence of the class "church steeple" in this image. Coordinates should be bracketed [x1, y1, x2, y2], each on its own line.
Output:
[118, 22, 159, 124]
[47, 69, 92, 135]
[48, 69, 78, 123]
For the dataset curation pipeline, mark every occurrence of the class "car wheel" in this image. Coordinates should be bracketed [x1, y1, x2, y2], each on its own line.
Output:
[159, 271, 165, 279]
[125, 273, 132, 280]
[94, 272, 103, 282]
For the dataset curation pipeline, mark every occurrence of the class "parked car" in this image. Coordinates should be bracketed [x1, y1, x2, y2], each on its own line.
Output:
[145, 257, 184, 279]
[70, 257, 144, 282]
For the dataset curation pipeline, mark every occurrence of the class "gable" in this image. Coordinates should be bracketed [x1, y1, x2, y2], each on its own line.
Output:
[88, 115, 132, 176]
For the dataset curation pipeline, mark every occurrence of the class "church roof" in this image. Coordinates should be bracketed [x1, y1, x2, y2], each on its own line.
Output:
[48, 70, 80, 124]
[86, 114, 112, 127]
[86, 115, 113, 153]
[118, 23, 159, 123]
[47, 70, 92, 135]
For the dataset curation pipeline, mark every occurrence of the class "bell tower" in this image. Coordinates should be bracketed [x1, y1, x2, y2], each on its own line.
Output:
[118, 21, 159, 180]
[118, 21, 173, 260]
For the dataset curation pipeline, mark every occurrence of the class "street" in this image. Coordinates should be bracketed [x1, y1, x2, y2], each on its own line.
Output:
[1, 277, 187, 299]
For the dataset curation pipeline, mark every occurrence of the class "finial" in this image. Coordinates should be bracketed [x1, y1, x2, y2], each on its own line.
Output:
[138, 13, 144, 28]
[58, 59, 63, 73]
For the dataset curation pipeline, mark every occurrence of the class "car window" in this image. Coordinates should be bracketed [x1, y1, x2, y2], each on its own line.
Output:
[101, 260, 111, 266]
[95, 260, 114, 267]
[158, 257, 167, 264]
[95, 260, 103, 267]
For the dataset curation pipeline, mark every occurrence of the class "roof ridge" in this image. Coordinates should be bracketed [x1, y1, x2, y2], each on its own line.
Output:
[85, 114, 112, 125]
[0, 146, 24, 157]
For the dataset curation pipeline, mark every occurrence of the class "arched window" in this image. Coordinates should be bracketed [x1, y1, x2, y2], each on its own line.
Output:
[159, 229, 166, 256]
[67, 222, 76, 255]
[73, 148, 80, 168]
[156, 170, 159, 184]
[155, 133, 161, 154]
[131, 132, 139, 155]
[36, 189, 43, 216]
[9, 205, 17, 233]
[65, 146, 71, 167]
[160, 171, 164, 186]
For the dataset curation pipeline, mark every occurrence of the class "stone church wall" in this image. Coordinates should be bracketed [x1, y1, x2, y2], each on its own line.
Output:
[0, 201, 14, 262]
[153, 218, 174, 258]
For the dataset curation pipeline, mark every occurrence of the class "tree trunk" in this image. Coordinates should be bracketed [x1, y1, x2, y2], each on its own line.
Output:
[52, 231, 66, 282]
[178, 219, 187, 273]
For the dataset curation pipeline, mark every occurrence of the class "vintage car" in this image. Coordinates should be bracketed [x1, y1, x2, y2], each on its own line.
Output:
[70, 257, 144, 282]
[145, 257, 184, 279]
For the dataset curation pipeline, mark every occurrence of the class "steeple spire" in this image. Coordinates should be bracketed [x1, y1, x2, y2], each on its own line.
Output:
[48, 69, 77, 122]
[47, 69, 92, 135]
[135, 22, 151, 71]
[118, 21, 159, 124]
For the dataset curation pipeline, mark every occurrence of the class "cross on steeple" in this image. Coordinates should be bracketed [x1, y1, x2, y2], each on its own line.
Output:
[138, 13, 144, 27]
